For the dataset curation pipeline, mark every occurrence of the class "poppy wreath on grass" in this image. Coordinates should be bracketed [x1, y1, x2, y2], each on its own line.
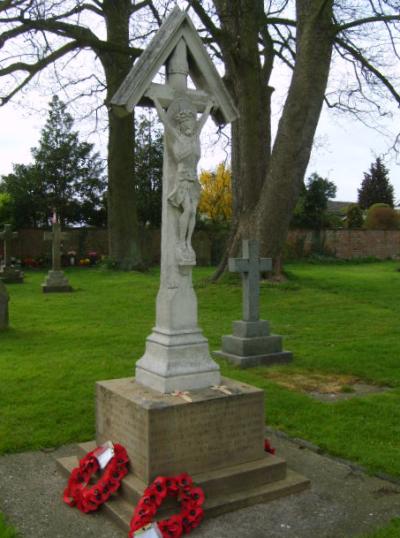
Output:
[129, 473, 205, 538]
[63, 443, 129, 513]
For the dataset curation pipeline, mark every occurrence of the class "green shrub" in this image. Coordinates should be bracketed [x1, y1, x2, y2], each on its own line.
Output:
[346, 204, 364, 229]
[364, 203, 398, 230]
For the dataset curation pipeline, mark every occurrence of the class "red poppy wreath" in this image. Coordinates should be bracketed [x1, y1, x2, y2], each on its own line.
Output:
[63, 443, 129, 513]
[129, 473, 205, 538]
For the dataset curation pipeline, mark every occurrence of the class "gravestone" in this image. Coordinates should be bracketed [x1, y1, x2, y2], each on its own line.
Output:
[215, 240, 293, 367]
[0, 224, 24, 284]
[57, 7, 308, 529]
[42, 222, 72, 293]
[0, 280, 9, 330]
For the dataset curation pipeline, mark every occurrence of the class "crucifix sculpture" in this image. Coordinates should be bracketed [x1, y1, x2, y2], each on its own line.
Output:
[111, 7, 238, 393]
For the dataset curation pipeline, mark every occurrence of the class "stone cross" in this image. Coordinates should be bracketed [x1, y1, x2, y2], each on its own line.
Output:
[229, 240, 272, 322]
[0, 224, 18, 268]
[44, 222, 70, 271]
[111, 7, 238, 393]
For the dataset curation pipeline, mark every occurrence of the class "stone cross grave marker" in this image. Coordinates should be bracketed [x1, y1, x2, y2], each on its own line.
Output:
[44, 222, 69, 272]
[0, 224, 23, 283]
[42, 220, 72, 292]
[229, 239, 272, 322]
[111, 6, 238, 393]
[0, 224, 18, 269]
[216, 239, 293, 367]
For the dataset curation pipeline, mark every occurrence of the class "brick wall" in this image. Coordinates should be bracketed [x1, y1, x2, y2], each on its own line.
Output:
[286, 229, 400, 260]
[0, 227, 212, 266]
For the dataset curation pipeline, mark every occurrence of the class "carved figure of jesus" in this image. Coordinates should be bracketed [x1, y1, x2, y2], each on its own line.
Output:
[150, 92, 214, 263]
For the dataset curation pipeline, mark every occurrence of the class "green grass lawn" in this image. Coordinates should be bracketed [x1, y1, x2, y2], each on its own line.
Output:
[1, 261, 400, 537]
[0, 514, 18, 537]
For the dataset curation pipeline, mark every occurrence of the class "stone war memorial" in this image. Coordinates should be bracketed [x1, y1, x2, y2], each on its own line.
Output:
[42, 215, 73, 293]
[0, 224, 24, 284]
[58, 7, 308, 533]
[216, 239, 293, 367]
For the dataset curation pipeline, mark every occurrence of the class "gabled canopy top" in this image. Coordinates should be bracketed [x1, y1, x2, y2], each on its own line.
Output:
[111, 7, 238, 126]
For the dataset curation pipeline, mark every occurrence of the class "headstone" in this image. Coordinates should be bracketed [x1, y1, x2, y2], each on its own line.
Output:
[0, 224, 24, 284]
[215, 240, 293, 367]
[42, 221, 72, 293]
[0, 279, 9, 330]
[57, 7, 308, 526]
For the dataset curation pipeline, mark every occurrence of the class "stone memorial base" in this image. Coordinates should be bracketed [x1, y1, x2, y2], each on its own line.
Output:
[42, 270, 72, 293]
[0, 267, 24, 284]
[215, 320, 292, 368]
[57, 377, 308, 531]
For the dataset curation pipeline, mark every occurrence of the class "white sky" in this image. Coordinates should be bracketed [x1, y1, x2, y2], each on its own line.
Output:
[0, 97, 398, 204]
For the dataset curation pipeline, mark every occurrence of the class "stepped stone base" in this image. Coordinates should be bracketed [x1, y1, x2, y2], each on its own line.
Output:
[57, 376, 309, 532]
[0, 268, 24, 284]
[216, 319, 293, 368]
[57, 442, 309, 530]
[215, 349, 293, 368]
[42, 270, 72, 293]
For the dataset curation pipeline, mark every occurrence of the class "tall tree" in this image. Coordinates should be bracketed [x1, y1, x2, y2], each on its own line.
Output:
[358, 157, 395, 209]
[0, 96, 106, 227]
[187, 0, 400, 276]
[0, 0, 154, 269]
[134, 115, 163, 228]
[291, 173, 337, 230]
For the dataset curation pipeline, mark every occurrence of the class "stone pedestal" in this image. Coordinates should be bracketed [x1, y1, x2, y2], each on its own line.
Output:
[0, 267, 24, 284]
[0, 280, 9, 330]
[215, 320, 292, 368]
[57, 377, 309, 529]
[42, 270, 72, 293]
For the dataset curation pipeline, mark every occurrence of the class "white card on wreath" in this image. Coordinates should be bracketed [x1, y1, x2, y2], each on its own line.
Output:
[134, 523, 162, 538]
[93, 441, 114, 469]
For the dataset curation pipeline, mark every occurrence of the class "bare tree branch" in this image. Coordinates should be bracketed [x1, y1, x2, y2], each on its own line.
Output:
[0, 40, 80, 104]
[335, 36, 400, 106]
[338, 14, 400, 33]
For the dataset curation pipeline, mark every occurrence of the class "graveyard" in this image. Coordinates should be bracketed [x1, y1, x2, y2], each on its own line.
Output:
[0, 261, 400, 536]
[0, 4, 399, 538]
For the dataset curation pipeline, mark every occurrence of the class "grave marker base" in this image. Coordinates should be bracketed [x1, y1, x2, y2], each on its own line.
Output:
[0, 268, 24, 284]
[42, 270, 72, 293]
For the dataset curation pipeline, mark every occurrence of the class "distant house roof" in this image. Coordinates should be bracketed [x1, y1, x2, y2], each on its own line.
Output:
[327, 200, 354, 214]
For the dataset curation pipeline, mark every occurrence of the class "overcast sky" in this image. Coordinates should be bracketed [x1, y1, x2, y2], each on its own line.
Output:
[0, 98, 398, 204]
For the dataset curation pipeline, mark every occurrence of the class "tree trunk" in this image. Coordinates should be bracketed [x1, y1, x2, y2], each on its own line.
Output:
[209, 0, 334, 277]
[255, 0, 335, 260]
[100, 0, 142, 270]
[210, 0, 272, 279]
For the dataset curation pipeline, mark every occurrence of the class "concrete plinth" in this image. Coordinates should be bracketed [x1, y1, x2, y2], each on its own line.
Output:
[57, 376, 309, 530]
[42, 270, 72, 293]
[216, 320, 293, 368]
[0, 268, 24, 284]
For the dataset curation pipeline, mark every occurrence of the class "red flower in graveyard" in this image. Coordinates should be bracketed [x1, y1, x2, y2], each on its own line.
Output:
[158, 515, 183, 538]
[264, 439, 276, 455]
[175, 472, 193, 490]
[181, 486, 205, 507]
[183, 506, 204, 531]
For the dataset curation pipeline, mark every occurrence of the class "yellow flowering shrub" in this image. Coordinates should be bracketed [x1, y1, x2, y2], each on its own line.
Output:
[198, 163, 232, 223]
